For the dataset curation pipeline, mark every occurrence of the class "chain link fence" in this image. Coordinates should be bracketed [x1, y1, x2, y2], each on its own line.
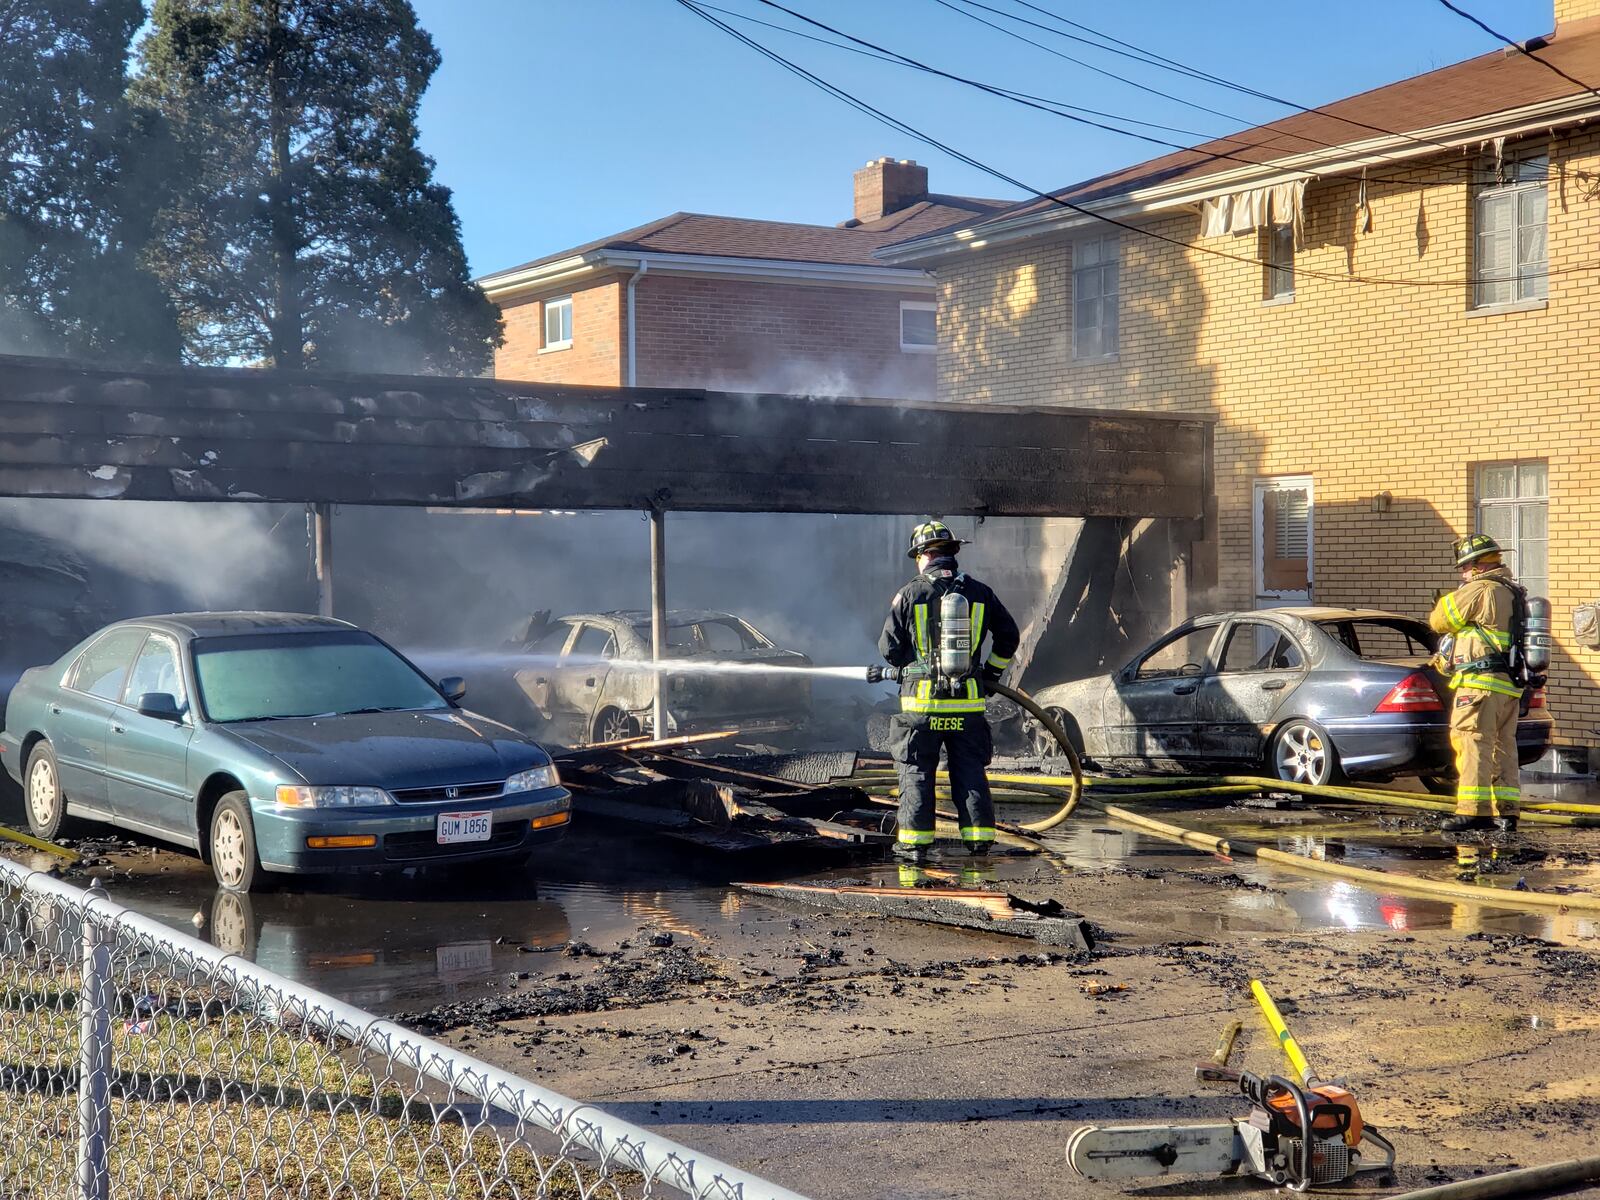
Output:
[0, 856, 809, 1200]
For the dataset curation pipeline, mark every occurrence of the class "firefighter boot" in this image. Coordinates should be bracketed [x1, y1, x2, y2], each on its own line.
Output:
[1495, 816, 1520, 833]
[892, 843, 930, 865]
[1441, 815, 1495, 834]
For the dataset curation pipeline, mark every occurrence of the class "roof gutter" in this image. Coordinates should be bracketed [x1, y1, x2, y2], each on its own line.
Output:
[877, 91, 1600, 264]
[480, 249, 933, 301]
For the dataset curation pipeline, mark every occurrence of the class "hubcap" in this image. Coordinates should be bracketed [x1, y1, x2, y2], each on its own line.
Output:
[213, 810, 247, 888]
[1276, 725, 1327, 784]
[601, 711, 633, 742]
[27, 758, 57, 828]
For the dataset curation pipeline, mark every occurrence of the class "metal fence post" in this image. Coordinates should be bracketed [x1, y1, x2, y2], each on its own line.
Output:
[76, 879, 112, 1200]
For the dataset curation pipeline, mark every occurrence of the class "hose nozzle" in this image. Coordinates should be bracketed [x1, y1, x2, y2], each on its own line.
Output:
[866, 664, 902, 684]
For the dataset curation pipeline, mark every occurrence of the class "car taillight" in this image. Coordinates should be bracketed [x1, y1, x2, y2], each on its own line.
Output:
[1375, 672, 1443, 713]
[1528, 688, 1546, 709]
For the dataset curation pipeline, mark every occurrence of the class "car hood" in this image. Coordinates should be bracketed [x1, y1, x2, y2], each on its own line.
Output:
[220, 708, 548, 788]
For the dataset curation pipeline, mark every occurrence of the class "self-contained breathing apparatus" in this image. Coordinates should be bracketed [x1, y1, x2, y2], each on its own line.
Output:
[867, 589, 975, 694]
[1438, 584, 1551, 692]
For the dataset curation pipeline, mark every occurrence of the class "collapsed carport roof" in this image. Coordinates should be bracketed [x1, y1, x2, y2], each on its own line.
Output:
[0, 354, 1212, 520]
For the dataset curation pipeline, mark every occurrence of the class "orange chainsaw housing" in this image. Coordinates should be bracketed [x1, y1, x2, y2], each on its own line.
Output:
[1264, 1083, 1365, 1147]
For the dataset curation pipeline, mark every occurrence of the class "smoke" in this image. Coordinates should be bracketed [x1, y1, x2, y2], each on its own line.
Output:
[0, 499, 306, 618]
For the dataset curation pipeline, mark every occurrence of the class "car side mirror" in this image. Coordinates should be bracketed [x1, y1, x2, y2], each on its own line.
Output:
[137, 692, 183, 722]
[439, 676, 467, 703]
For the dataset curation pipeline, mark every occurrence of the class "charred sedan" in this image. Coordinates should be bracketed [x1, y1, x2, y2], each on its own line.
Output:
[1026, 607, 1551, 787]
[1, 614, 570, 892]
[498, 610, 812, 745]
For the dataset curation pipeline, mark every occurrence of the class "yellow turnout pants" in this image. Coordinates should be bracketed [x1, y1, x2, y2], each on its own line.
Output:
[1449, 688, 1520, 818]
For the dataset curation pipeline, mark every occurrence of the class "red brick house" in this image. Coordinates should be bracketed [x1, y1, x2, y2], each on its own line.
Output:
[478, 159, 1006, 398]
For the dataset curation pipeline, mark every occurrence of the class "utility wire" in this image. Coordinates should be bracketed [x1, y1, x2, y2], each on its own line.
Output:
[675, 0, 1588, 290]
[1433, 0, 1600, 96]
[955, 0, 1482, 164]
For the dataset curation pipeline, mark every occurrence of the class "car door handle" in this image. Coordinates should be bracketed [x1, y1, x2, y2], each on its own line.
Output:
[48, 704, 62, 715]
[585, 677, 597, 687]
[1260, 679, 1288, 691]
[1172, 684, 1197, 695]
[110, 723, 126, 734]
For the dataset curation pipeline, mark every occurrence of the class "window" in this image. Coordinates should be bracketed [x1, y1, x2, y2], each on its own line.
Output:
[1477, 461, 1547, 595]
[1257, 481, 1311, 596]
[193, 631, 448, 723]
[1134, 626, 1218, 680]
[568, 625, 615, 660]
[1474, 151, 1547, 308]
[1319, 619, 1436, 661]
[697, 620, 756, 653]
[900, 301, 936, 352]
[123, 635, 187, 711]
[1218, 623, 1303, 673]
[1072, 234, 1119, 359]
[543, 295, 573, 350]
[1263, 223, 1294, 302]
[68, 628, 148, 700]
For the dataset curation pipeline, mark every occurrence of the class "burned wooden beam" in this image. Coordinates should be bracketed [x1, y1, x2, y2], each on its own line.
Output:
[0, 354, 1214, 519]
[735, 882, 1096, 950]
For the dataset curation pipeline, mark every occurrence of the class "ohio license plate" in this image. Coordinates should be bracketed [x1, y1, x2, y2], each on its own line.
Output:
[437, 811, 492, 844]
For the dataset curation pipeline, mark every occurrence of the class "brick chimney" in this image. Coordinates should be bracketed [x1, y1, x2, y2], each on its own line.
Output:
[1556, 0, 1600, 24]
[852, 158, 929, 224]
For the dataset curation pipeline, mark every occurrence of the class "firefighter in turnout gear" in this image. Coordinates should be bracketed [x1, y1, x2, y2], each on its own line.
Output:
[878, 521, 1021, 863]
[1429, 534, 1523, 834]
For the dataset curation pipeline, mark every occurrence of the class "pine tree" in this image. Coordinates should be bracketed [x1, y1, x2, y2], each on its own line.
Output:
[0, 0, 181, 362]
[134, 0, 501, 372]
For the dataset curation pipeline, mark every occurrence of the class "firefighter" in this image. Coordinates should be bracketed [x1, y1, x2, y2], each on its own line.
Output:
[1429, 533, 1523, 834]
[878, 520, 1020, 863]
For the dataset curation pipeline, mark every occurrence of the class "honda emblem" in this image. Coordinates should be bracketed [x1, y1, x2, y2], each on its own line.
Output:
[445, 786, 460, 800]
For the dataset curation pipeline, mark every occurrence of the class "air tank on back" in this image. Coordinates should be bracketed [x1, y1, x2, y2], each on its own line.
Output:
[1525, 596, 1552, 674]
[938, 591, 972, 682]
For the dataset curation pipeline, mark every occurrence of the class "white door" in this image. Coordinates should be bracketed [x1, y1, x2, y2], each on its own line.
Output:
[1253, 476, 1313, 610]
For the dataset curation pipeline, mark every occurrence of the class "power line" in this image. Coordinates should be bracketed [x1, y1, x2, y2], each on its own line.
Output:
[674, 0, 1589, 290]
[957, 0, 1478, 164]
[751, 0, 1478, 197]
[1433, 0, 1600, 96]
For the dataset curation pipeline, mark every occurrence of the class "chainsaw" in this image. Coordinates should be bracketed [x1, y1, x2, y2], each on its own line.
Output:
[1065, 981, 1397, 1191]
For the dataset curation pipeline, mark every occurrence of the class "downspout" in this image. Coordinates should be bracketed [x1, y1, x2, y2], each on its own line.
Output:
[625, 258, 649, 386]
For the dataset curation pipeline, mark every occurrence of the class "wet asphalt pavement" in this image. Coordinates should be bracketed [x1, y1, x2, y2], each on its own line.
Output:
[7, 773, 1600, 1016]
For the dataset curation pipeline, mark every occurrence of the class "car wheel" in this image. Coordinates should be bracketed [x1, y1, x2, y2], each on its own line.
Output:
[1420, 774, 1457, 796]
[24, 742, 73, 841]
[208, 889, 260, 958]
[1029, 708, 1082, 759]
[210, 792, 269, 894]
[591, 707, 640, 745]
[1270, 720, 1340, 787]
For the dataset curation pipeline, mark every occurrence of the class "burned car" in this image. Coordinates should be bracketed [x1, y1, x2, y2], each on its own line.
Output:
[1024, 607, 1552, 788]
[495, 610, 812, 745]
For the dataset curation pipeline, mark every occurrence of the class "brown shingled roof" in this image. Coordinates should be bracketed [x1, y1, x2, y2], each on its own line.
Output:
[479, 195, 1011, 280]
[919, 15, 1600, 235]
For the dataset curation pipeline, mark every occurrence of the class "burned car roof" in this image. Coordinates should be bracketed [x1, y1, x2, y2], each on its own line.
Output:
[113, 612, 357, 639]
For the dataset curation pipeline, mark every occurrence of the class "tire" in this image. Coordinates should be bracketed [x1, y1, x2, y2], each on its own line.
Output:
[208, 889, 260, 958]
[1269, 720, 1341, 787]
[590, 707, 640, 746]
[1421, 774, 1457, 796]
[209, 792, 269, 894]
[24, 742, 73, 841]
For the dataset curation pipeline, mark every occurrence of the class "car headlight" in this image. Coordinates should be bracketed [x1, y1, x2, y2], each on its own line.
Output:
[504, 764, 560, 793]
[275, 785, 394, 809]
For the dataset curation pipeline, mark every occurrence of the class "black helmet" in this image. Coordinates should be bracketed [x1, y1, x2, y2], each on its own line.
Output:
[1453, 533, 1503, 568]
[907, 520, 964, 560]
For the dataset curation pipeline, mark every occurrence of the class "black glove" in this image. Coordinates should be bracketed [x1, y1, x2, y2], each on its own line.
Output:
[866, 665, 900, 684]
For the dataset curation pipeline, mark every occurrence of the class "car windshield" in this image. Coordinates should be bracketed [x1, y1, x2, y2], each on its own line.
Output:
[193, 630, 448, 722]
[1316, 618, 1437, 661]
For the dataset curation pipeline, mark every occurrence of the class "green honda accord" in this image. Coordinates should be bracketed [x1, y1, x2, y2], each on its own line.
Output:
[1, 613, 570, 892]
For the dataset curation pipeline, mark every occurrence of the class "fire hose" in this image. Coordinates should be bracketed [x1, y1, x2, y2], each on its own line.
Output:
[862, 665, 1084, 834]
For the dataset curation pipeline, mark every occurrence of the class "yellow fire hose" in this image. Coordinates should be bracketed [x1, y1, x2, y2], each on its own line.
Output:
[0, 825, 78, 863]
[1100, 805, 1232, 856]
[1250, 978, 1316, 1085]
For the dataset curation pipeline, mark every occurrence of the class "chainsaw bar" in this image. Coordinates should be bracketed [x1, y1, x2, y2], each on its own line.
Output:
[1065, 1122, 1243, 1180]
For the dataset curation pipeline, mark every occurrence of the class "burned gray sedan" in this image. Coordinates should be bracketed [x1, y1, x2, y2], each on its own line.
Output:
[1026, 607, 1552, 788]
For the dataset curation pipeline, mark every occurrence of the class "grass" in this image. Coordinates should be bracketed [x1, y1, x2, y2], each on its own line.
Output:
[0, 953, 639, 1199]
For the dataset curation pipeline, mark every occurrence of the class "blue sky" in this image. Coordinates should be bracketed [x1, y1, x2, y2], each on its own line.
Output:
[410, 0, 1554, 277]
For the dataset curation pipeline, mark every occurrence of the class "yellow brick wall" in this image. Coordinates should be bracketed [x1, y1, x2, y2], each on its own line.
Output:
[937, 128, 1600, 745]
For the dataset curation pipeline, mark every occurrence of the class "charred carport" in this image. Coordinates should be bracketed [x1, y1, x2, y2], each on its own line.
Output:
[0, 353, 1216, 730]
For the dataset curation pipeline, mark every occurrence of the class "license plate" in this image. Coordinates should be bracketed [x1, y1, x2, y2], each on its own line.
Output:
[437, 811, 492, 844]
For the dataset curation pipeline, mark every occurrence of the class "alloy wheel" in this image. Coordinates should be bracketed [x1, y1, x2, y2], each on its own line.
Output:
[1275, 723, 1329, 785]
